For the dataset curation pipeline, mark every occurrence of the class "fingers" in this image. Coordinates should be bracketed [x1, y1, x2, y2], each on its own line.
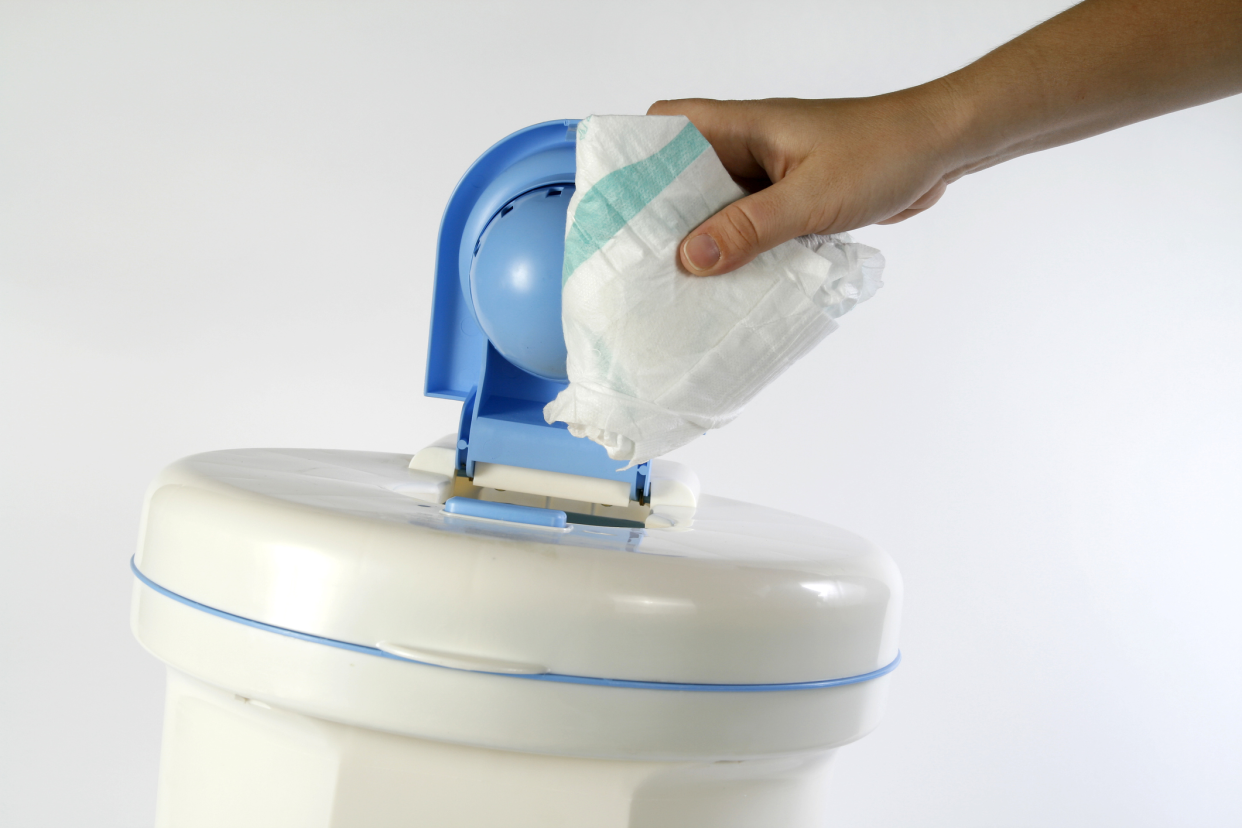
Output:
[647, 98, 729, 128]
[679, 173, 821, 276]
[647, 96, 955, 272]
[652, 98, 819, 274]
[648, 98, 768, 180]
[647, 99, 696, 116]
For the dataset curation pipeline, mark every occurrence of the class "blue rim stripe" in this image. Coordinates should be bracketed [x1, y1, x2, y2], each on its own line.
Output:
[131, 557, 899, 693]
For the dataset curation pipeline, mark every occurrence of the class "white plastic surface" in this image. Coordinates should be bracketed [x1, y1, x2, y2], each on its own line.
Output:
[646, 458, 701, 530]
[474, 461, 632, 507]
[407, 436, 704, 527]
[375, 641, 547, 675]
[133, 580, 892, 760]
[136, 448, 902, 686]
[404, 434, 456, 502]
[407, 432, 458, 476]
[154, 669, 840, 828]
[408, 434, 700, 528]
[134, 444, 901, 826]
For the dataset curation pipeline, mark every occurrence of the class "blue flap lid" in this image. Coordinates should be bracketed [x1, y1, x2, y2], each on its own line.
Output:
[424, 121, 649, 502]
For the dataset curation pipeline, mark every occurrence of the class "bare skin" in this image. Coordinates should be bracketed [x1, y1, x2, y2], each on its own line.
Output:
[649, 0, 1242, 276]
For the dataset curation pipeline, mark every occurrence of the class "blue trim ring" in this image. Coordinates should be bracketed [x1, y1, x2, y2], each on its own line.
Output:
[131, 557, 900, 693]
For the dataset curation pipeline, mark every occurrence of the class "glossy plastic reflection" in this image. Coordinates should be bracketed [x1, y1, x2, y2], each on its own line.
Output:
[470, 185, 574, 381]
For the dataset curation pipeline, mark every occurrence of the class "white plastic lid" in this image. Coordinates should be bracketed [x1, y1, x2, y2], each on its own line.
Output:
[135, 448, 901, 686]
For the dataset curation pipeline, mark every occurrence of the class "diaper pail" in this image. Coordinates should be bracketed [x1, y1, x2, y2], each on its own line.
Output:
[131, 121, 903, 828]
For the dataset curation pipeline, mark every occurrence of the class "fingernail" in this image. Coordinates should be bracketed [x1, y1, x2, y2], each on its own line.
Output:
[683, 233, 721, 273]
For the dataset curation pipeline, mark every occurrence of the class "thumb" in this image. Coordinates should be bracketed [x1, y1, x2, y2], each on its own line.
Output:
[679, 174, 817, 276]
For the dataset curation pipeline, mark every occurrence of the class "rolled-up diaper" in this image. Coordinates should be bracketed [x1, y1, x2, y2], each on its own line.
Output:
[544, 115, 884, 466]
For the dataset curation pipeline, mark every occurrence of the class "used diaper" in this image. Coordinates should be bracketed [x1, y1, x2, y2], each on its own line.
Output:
[543, 115, 885, 467]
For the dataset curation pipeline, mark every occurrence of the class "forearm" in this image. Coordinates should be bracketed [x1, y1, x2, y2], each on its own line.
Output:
[927, 0, 1242, 179]
[650, 0, 1241, 273]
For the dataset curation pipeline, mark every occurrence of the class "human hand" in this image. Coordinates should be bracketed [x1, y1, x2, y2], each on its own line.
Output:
[651, 0, 1242, 278]
[648, 90, 964, 276]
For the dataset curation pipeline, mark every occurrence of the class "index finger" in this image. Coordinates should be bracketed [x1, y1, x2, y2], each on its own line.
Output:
[646, 98, 768, 180]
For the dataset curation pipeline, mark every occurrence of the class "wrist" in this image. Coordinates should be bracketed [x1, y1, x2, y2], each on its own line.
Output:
[910, 74, 994, 181]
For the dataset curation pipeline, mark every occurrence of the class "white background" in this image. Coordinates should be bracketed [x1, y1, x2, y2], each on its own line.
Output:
[2, 1, 1239, 825]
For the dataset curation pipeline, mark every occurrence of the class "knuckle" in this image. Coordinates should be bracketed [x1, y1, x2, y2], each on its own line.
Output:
[716, 202, 765, 256]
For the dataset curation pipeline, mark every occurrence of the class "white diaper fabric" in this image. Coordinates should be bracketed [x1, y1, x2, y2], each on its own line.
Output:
[544, 115, 885, 467]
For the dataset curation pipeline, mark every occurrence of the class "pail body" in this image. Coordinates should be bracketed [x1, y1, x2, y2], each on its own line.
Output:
[132, 448, 901, 827]
[153, 669, 844, 828]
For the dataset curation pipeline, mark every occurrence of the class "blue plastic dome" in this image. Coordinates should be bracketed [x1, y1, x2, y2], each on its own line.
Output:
[470, 185, 574, 381]
[423, 120, 649, 502]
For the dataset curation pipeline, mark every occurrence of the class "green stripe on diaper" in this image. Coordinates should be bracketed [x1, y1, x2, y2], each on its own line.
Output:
[563, 122, 710, 284]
